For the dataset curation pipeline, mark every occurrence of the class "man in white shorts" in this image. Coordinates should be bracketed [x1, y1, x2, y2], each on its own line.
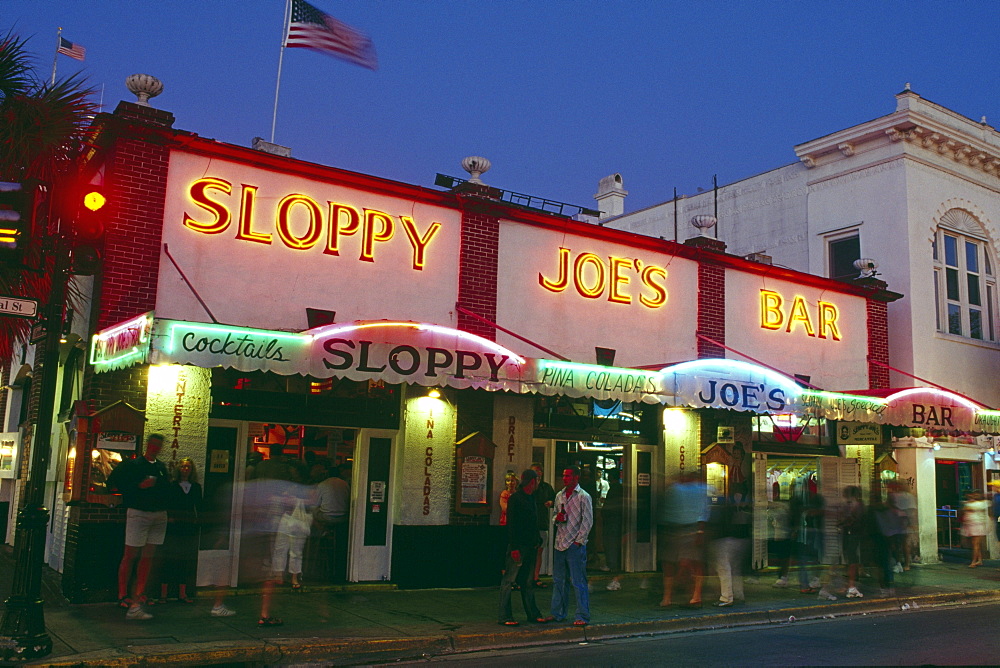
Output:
[108, 434, 170, 620]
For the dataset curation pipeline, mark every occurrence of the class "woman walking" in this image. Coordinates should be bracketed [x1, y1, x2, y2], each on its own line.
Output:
[961, 490, 989, 567]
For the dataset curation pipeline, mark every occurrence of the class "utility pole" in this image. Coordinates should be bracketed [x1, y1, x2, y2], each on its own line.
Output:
[0, 234, 71, 662]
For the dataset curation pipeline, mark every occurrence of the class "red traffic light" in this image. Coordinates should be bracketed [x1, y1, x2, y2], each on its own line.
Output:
[71, 185, 108, 242]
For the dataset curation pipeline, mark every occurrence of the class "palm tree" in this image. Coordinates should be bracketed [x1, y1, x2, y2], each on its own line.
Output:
[0, 32, 98, 359]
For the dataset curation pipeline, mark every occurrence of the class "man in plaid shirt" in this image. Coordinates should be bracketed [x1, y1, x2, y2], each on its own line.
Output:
[547, 465, 594, 625]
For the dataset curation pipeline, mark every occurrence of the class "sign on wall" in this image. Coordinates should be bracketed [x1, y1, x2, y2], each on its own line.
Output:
[397, 388, 456, 525]
[160, 152, 461, 328]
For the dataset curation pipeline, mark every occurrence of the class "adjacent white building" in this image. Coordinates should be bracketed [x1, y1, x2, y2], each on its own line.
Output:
[603, 87, 1000, 562]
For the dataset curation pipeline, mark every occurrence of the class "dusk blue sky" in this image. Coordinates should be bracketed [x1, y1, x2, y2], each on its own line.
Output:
[6, 1, 999, 213]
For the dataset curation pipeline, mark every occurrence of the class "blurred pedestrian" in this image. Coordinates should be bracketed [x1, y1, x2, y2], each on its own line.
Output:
[498, 469, 549, 626]
[603, 462, 625, 591]
[272, 468, 312, 590]
[548, 465, 593, 626]
[961, 489, 989, 567]
[710, 491, 751, 607]
[530, 463, 555, 588]
[839, 485, 866, 598]
[990, 480, 1000, 543]
[242, 455, 300, 627]
[871, 491, 903, 595]
[769, 488, 792, 587]
[888, 481, 917, 569]
[156, 457, 202, 605]
[658, 470, 709, 608]
[107, 434, 170, 621]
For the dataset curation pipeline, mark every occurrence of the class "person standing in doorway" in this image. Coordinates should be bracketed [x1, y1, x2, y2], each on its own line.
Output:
[313, 462, 351, 582]
[497, 469, 549, 626]
[107, 434, 170, 621]
[156, 457, 202, 605]
[530, 463, 555, 589]
[547, 466, 593, 626]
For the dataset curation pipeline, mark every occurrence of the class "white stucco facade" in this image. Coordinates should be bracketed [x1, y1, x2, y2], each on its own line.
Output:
[608, 89, 1000, 408]
[605, 89, 1000, 562]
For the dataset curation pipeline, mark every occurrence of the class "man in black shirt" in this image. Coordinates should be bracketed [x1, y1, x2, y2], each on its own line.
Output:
[108, 434, 170, 620]
[498, 469, 548, 625]
[531, 462, 555, 587]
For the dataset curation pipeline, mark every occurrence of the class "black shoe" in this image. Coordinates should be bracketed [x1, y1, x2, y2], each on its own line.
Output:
[713, 600, 734, 607]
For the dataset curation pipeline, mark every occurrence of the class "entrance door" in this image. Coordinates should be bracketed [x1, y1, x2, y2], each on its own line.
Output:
[197, 420, 248, 587]
[349, 429, 396, 581]
[624, 444, 656, 572]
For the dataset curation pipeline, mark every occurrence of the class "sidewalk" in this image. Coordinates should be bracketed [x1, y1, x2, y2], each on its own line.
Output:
[3, 551, 999, 667]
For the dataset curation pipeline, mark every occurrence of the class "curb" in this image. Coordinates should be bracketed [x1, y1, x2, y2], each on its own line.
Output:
[29, 589, 1000, 666]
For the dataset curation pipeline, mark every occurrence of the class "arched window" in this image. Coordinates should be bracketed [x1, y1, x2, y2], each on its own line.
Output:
[933, 209, 997, 341]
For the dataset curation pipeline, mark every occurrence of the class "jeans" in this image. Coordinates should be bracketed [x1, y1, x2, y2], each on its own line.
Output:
[498, 547, 541, 622]
[551, 543, 589, 622]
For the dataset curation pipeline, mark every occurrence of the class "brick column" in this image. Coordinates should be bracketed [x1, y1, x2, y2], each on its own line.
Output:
[696, 263, 726, 358]
[456, 204, 499, 341]
[96, 101, 175, 329]
[867, 299, 890, 389]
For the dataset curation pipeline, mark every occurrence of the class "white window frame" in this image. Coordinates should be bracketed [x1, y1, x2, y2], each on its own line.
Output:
[933, 215, 997, 342]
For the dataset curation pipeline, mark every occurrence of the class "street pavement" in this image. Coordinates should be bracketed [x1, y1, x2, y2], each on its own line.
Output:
[1, 547, 999, 666]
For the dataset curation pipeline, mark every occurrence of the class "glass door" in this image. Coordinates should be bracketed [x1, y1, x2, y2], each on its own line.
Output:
[197, 420, 247, 587]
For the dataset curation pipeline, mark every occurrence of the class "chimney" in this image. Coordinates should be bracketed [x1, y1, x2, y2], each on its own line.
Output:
[594, 174, 628, 219]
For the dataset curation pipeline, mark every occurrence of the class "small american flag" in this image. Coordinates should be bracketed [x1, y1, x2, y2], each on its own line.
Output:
[57, 36, 86, 61]
[285, 0, 377, 70]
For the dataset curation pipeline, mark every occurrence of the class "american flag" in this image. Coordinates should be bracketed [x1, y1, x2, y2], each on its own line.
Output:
[57, 37, 86, 61]
[285, 0, 377, 70]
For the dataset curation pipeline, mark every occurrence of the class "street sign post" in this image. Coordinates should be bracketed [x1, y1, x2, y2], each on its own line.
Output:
[0, 295, 39, 319]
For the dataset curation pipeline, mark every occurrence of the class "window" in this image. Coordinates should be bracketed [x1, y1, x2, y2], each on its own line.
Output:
[933, 209, 997, 342]
[828, 233, 861, 282]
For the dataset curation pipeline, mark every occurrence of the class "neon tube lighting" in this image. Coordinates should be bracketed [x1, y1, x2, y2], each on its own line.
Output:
[165, 322, 309, 354]
[539, 359, 660, 377]
[93, 347, 145, 367]
[93, 313, 152, 342]
[308, 321, 526, 364]
[802, 389, 889, 405]
[662, 359, 803, 393]
[886, 387, 983, 410]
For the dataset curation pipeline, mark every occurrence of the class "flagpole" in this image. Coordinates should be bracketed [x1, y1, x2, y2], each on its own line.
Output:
[270, 0, 292, 143]
[51, 27, 61, 86]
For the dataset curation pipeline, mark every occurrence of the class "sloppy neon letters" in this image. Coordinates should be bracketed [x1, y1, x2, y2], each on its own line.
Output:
[539, 247, 668, 308]
[183, 177, 442, 270]
[760, 289, 841, 340]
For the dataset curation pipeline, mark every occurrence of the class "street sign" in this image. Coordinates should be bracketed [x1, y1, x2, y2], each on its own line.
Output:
[29, 322, 46, 344]
[0, 295, 38, 319]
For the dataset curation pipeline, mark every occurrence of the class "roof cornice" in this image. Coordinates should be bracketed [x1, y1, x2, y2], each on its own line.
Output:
[794, 94, 1000, 180]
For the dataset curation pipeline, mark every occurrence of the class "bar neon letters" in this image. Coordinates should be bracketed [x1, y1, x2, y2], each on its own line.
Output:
[538, 248, 668, 308]
[183, 177, 442, 269]
[759, 289, 841, 340]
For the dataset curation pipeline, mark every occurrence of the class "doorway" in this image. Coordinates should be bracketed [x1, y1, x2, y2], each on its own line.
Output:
[544, 440, 656, 573]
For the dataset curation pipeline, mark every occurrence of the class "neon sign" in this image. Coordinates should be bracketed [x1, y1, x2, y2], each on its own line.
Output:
[538, 247, 668, 308]
[182, 177, 443, 270]
[760, 289, 841, 340]
[90, 312, 154, 370]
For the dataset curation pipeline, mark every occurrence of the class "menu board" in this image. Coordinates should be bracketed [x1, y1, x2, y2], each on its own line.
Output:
[460, 455, 488, 504]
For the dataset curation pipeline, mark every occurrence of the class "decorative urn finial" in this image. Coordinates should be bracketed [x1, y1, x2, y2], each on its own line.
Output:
[461, 156, 491, 185]
[125, 74, 163, 106]
[690, 214, 718, 237]
[854, 257, 879, 279]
